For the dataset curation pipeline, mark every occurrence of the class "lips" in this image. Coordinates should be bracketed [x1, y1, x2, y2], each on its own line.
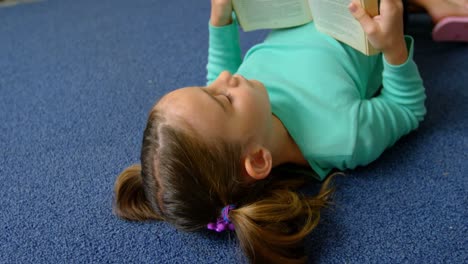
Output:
[233, 74, 245, 82]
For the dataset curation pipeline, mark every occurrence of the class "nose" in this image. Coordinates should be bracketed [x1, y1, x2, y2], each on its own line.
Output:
[218, 71, 239, 87]
[219, 71, 232, 79]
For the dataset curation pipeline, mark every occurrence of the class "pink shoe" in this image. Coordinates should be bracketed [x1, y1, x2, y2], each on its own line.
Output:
[432, 16, 468, 42]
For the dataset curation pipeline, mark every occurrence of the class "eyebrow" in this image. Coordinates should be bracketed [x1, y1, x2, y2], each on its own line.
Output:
[200, 88, 227, 113]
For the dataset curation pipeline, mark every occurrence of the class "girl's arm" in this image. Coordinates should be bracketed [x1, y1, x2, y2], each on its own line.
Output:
[341, 0, 426, 169]
[348, 38, 426, 169]
[206, 0, 242, 85]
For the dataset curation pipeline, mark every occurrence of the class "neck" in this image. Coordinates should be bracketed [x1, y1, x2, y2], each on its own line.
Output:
[269, 115, 308, 168]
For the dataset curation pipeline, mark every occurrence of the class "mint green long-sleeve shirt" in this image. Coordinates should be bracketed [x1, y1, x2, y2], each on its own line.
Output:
[207, 20, 426, 180]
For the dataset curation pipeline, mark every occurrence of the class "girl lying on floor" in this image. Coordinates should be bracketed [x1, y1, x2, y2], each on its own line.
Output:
[114, 0, 428, 263]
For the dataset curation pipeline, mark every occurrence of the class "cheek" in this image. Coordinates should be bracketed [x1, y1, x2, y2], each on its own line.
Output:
[240, 91, 269, 123]
[238, 90, 260, 114]
[251, 86, 270, 116]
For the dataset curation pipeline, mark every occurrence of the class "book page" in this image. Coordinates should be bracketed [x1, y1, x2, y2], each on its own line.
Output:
[308, 0, 368, 54]
[233, 0, 313, 31]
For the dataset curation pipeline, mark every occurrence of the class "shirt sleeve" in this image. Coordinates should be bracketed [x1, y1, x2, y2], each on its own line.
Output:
[348, 36, 427, 169]
[206, 16, 242, 85]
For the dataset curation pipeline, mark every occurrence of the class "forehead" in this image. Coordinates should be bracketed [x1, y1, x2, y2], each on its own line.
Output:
[155, 87, 227, 138]
[156, 87, 197, 106]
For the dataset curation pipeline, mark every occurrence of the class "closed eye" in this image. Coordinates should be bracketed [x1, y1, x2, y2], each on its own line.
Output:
[225, 93, 232, 103]
[200, 88, 227, 112]
[216, 93, 232, 104]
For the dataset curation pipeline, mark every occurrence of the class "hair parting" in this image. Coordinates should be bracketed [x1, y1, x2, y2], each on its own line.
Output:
[114, 107, 337, 263]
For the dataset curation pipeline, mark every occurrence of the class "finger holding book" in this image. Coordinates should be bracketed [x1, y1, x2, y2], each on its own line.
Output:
[210, 0, 233, 27]
[349, 0, 408, 65]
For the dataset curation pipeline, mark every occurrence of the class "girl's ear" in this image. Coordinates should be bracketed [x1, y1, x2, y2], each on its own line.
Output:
[243, 146, 272, 180]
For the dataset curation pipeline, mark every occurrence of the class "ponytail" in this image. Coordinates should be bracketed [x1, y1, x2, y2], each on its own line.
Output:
[230, 175, 336, 264]
[113, 164, 163, 221]
[114, 107, 335, 262]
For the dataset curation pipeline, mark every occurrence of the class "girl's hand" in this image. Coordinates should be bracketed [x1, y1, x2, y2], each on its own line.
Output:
[349, 0, 408, 65]
[210, 0, 233, 27]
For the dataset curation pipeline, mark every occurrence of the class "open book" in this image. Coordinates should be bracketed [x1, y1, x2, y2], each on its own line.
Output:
[232, 0, 379, 55]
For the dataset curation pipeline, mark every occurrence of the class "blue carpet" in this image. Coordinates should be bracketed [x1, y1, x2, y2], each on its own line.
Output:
[0, 0, 466, 263]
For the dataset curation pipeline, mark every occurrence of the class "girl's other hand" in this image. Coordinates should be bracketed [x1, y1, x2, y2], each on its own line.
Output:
[210, 0, 233, 27]
[349, 0, 408, 65]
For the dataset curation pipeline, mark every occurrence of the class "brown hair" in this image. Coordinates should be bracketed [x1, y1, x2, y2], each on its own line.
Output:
[114, 109, 335, 263]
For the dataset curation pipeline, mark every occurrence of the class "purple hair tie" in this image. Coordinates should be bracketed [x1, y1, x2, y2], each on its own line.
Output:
[207, 204, 236, 232]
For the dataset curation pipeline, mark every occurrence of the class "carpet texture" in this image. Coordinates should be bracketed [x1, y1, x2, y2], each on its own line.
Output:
[0, 0, 466, 263]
